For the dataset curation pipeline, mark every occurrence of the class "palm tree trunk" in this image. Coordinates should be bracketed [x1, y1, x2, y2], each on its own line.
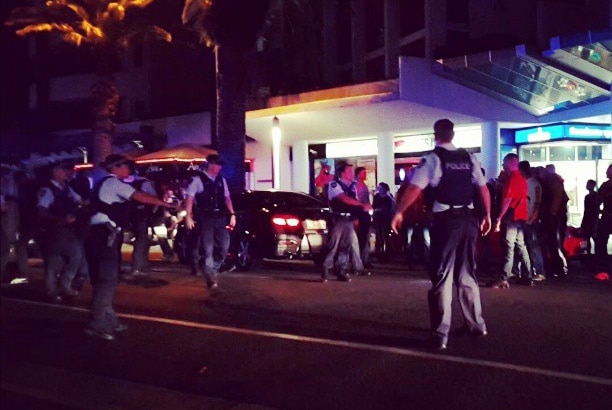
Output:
[215, 45, 247, 193]
[91, 76, 119, 166]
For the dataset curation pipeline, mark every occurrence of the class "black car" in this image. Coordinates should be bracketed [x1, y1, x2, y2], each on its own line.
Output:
[175, 190, 330, 271]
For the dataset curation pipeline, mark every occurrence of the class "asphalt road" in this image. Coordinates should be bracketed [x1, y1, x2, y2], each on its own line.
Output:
[1, 257, 611, 410]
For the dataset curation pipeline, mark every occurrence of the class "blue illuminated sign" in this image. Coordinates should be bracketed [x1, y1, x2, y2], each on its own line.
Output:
[515, 124, 612, 144]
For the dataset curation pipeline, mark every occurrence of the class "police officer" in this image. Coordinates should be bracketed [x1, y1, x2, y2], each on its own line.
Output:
[391, 119, 492, 351]
[322, 161, 372, 282]
[37, 161, 85, 303]
[85, 154, 173, 340]
[184, 154, 236, 290]
[123, 162, 157, 275]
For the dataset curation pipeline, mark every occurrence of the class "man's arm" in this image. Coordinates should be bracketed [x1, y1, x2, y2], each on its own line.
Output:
[494, 194, 511, 233]
[184, 195, 195, 230]
[390, 184, 422, 234]
[479, 185, 492, 236]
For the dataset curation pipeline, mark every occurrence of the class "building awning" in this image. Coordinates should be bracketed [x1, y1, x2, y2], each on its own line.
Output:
[433, 45, 610, 117]
[544, 30, 611, 88]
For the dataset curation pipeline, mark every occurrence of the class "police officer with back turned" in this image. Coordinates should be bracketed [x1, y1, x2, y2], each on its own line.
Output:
[184, 154, 236, 290]
[85, 154, 173, 341]
[391, 119, 492, 351]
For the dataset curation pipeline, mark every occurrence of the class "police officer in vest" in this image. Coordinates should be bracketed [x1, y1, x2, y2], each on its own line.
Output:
[123, 162, 157, 275]
[37, 160, 85, 303]
[391, 119, 492, 351]
[322, 160, 372, 282]
[85, 154, 173, 340]
[184, 154, 236, 290]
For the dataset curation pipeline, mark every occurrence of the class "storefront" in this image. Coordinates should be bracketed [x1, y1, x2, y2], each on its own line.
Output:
[515, 123, 612, 226]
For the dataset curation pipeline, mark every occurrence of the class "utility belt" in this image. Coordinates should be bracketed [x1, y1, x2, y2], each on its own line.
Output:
[91, 223, 122, 248]
[434, 206, 474, 218]
[332, 212, 357, 221]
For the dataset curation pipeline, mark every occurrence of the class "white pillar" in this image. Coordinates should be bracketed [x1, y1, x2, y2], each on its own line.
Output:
[291, 140, 310, 194]
[377, 133, 395, 188]
[481, 121, 500, 180]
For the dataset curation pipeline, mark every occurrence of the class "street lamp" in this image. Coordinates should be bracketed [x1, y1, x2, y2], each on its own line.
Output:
[272, 116, 281, 189]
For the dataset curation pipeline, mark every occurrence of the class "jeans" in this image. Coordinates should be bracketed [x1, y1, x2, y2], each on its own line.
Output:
[524, 222, 545, 277]
[502, 220, 532, 280]
[85, 224, 122, 332]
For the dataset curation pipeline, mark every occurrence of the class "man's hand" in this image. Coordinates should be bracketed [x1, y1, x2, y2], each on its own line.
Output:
[229, 214, 236, 228]
[185, 214, 195, 230]
[493, 218, 501, 233]
[362, 203, 373, 212]
[391, 212, 403, 234]
[481, 216, 492, 236]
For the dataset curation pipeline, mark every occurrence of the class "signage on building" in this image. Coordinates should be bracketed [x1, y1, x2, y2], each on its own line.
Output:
[515, 124, 612, 144]
[326, 139, 378, 158]
[394, 127, 482, 154]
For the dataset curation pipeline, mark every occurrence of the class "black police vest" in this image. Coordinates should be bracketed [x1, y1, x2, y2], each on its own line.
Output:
[91, 176, 132, 229]
[194, 173, 228, 214]
[432, 147, 473, 207]
[329, 179, 361, 218]
[128, 178, 152, 221]
[45, 182, 77, 218]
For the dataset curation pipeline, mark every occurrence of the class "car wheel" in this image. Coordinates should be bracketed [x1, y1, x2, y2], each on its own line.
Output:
[236, 236, 261, 271]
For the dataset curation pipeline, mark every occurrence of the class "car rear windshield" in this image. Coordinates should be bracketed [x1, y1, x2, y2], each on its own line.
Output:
[232, 191, 324, 211]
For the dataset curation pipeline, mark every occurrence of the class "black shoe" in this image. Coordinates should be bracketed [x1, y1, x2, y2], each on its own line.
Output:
[457, 326, 488, 337]
[84, 327, 115, 341]
[114, 322, 129, 333]
[206, 280, 218, 290]
[336, 273, 351, 282]
[428, 338, 447, 351]
[60, 286, 79, 297]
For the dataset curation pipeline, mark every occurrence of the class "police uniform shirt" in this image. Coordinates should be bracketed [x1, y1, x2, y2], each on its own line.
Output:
[90, 175, 137, 227]
[328, 178, 356, 202]
[37, 180, 83, 209]
[123, 175, 157, 196]
[186, 171, 230, 199]
[410, 142, 486, 213]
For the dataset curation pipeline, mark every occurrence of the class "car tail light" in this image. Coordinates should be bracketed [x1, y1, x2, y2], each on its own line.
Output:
[272, 214, 301, 227]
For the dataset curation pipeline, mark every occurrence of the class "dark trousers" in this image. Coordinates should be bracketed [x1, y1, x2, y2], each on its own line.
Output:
[197, 214, 230, 277]
[595, 214, 611, 274]
[323, 217, 364, 273]
[502, 220, 532, 280]
[42, 226, 85, 296]
[85, 224, 122, 332]
[356, 213, 371, 264]
[131, 218, 149, 271]
[428, 211, 486, 343]
[524, 222, 545, 277]
[542, 216, 568, 277]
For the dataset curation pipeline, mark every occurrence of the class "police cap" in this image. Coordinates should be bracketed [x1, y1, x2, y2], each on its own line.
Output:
[206, 154, 223, 166]
[103, 154, 130, 170]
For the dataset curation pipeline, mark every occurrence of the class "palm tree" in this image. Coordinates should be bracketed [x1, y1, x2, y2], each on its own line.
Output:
[6, 0, 172, 166]
[182, 0, 271, 193]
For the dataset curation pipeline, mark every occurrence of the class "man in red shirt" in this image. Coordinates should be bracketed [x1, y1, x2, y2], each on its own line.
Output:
[491, 153, 533, 288]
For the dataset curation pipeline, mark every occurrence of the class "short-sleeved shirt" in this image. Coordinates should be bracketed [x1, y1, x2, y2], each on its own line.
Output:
[123, 175, 157, 196]
[186, 171, 230, 198]
[410, 142, 487, 213]
[355, 181, 370, 204]
[90, 175, 137, 227]
[502, 170, 528, 221]
[328, 178, 355, 202]
[37, 180, 82, 209]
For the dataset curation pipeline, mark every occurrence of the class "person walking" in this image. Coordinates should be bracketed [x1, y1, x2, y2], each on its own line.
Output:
[594, 164, 611, 281]
[519, 161, 546, 281]
[580, 179, 599, 256]
[354, 166, 373, 269]
[84, 154, 173, 340]
[490, 154, 533, 288]
[391, 119, 491, 351]
[321, 160, 372, 282]
[184, 154, 236, 290]
[37, 161, 86, 303]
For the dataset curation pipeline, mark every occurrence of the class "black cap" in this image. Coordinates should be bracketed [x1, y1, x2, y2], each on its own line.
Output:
[103, 154, 129, 169]
[206, 154, 223, 165]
